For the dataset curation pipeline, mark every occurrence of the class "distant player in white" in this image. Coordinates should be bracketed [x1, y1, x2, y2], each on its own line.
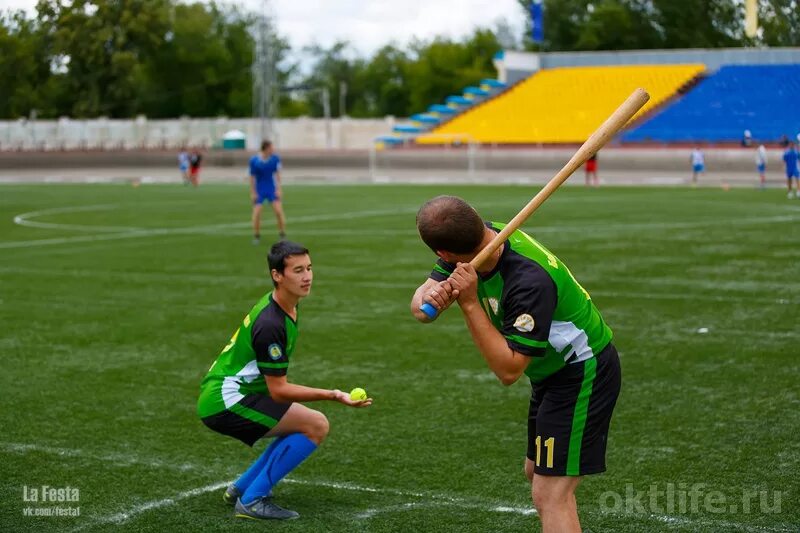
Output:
[756, 144, 767, 190]
[690, 147, 704, 186]
[178, 149, 190, 185]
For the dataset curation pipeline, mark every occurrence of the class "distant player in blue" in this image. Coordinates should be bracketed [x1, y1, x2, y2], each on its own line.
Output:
[783, 142, 799, 199]
[250, 140, 287, 244]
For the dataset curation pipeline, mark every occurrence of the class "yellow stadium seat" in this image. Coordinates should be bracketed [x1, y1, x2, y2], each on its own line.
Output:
[417, 64, 706, 144]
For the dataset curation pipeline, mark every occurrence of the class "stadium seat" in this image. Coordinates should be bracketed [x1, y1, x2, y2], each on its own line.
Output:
[410, 113, 441, 125]
[445, 95, 473, 106]
[463, 86, 490, 97]
[428, 104, 456, 115]
[622, 64, 800, 143]
[417, 64, 706, 144]
[393, 124, 423, 134]
[480, 78, 506, 89]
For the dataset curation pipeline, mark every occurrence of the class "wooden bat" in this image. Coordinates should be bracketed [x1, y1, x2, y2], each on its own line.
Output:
[421, 87, 650, 319]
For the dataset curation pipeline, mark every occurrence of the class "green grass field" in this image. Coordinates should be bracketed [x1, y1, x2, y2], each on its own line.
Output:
[1, 183, 798, 532]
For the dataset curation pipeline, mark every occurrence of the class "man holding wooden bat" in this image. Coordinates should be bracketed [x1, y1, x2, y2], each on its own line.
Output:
[410, 196, 621, 532]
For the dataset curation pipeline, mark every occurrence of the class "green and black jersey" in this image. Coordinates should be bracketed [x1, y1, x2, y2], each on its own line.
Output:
[430, 222, 612, 383]
[197, 292, 298, 418]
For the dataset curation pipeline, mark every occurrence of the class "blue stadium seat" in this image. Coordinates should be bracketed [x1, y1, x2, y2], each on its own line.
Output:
[622, 64, 800, 143]
[429, 104, 456, 115]
[393, 124, 423, 134]
[410, 114, 441, 125]
[463, 86, 489, 97]
[480, 78, 506, 89]
[375, 135, 405, 145]
[445, 95, 473, 106]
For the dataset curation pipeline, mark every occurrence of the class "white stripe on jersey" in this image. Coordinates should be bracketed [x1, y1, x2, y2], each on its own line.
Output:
[549, 321, 594, 364]
[221, 359, 259, 408]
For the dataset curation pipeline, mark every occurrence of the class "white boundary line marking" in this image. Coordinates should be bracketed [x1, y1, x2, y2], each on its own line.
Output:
[8, 440, 796, 532]
[69, 481, 231, 532]
[1, 442, 197, 472]
[3, 206, 421, 249]
[6, 197, 798, 249]
[13, 204, 144, 233]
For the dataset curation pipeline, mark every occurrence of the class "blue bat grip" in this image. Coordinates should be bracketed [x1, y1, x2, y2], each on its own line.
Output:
[420, 302, 439, 319]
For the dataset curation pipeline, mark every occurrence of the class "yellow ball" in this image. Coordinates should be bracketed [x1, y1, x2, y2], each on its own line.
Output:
[349, 387, 367, 401]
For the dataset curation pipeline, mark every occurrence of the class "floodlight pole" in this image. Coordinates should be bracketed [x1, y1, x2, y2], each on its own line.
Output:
[252, 0, 278, 145]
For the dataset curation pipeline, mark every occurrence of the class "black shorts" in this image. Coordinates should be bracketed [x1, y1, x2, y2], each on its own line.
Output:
[526, 343, 621, 476]
[201, 394, 292, 447]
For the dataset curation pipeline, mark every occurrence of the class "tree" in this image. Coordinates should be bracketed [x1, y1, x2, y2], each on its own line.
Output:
[405, 30, 501, 114]
[300, 41, 366, 118]
[516, 0, 793, 51]
[140, 2, 256, 118]
[0, 11, 52, 118]
[357, 44, 410, 117]
[759, 0, 800, 46]
[36, 0, 170, 117]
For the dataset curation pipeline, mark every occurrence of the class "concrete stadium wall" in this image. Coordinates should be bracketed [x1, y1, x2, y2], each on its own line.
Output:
[0, 146, 782, 174]
[0, 116, 395, 152]
[494, 47, 800, 81]
[540, 47, 800, 70]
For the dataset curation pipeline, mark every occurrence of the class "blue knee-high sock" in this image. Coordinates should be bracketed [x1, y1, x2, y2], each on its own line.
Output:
[241, 433, 317, 505]
[234, 436, 285, 492]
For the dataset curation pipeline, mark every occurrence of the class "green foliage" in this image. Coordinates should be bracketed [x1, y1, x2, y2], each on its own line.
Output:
[295, 31, 501, 119]
[517, 0, 798, 51]
[139, 2, 256, 118]
[36, 0, 171, 117]
[759, 0, 800, 46]
[356, 45, 410, 117]
[1, 0, 258, 119]
[0, 0, 797, 119]
[405, 30, 501, 115]
[0, 11, 54, 118]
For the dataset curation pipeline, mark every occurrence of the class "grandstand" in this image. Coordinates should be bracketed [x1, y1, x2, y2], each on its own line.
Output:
[622, 64, 800, 143]
[378, 47, 800, 147]
[416, 64, 705, 144]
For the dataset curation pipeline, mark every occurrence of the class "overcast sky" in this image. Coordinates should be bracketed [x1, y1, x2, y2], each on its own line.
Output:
[3, 0, 526, 58]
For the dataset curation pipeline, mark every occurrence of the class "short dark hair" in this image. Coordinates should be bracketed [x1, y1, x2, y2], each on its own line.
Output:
[261, 140, 272, 151]
[416, 195, 485, 254]
[268, 240, 309, 286]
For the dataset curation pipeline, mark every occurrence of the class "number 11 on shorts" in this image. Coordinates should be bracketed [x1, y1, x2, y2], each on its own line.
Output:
[535, 436, 555, 468]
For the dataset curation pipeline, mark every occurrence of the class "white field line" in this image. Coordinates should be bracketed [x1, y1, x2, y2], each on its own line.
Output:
[354, 501, 537, 519]
[7, 441, 795, 532]
[13, 204, 144, 233]
[153, 213, 800, 239]
[0, 442, 199, 472]
[7, 198, 799, 249]
[3, 205, 421, 249]
[69, 481, 231, 532]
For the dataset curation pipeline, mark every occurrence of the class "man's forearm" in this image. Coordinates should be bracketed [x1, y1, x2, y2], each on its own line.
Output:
[270, 382, 336, 403]
[411, 285, 434, 322]
[460, 301, 526, 385]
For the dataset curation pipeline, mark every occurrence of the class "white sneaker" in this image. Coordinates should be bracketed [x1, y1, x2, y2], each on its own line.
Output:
[789, 191, 795, 199]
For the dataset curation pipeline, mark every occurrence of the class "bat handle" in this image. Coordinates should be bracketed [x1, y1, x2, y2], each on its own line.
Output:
[420, 302, 439, 319]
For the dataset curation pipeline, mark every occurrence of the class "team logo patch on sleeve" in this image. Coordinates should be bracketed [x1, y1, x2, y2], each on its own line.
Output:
[268, 343, 283, 360]
[514, 314, 535, 332]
